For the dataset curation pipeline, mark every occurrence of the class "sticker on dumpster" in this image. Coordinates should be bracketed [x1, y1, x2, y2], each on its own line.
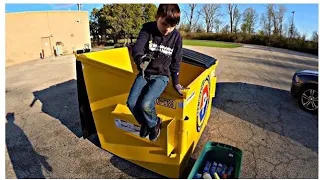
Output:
[185, 91, 196, 105]
[156, 97, 176, 109]
[196, 76, 210, 132]
[114, 119, 140, 135]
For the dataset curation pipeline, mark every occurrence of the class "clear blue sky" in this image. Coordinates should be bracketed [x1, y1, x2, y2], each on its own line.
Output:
[5, 3, 318, 39]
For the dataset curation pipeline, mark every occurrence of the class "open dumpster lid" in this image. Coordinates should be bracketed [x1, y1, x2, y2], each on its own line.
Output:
[182, 48, 217, 69]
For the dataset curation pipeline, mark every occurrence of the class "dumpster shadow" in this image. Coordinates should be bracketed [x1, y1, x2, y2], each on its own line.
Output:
[30, 79, 100, 147]
[212, 82, 318, 152]
[180, 142, 197, 178]
[110, 142, 196, 178]
[110, 156, 165, 178]
[6, 112, 53, 178]
[181, 157, 196, 178]
[30, 79, 82, 137]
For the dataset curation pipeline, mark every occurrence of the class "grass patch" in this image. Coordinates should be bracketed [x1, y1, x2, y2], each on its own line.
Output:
[183, 40, 241, 48]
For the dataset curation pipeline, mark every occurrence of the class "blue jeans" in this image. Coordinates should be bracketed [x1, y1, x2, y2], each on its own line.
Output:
[127, 74, 169, 128]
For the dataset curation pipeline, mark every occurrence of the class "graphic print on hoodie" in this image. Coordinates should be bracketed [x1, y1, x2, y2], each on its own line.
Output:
[132, 21, 183, 85]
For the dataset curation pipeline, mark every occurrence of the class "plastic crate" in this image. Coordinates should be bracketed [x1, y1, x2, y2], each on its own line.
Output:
[188, 141, 243, 179]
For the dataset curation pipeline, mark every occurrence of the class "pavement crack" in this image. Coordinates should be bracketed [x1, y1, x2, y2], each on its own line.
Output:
[252, 147, 259, 178]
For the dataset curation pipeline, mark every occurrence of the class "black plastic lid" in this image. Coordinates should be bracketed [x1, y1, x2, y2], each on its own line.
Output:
[182, 48, 217, 68]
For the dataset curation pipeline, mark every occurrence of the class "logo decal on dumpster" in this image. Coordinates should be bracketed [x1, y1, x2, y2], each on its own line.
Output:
[197, 76, 210, 132]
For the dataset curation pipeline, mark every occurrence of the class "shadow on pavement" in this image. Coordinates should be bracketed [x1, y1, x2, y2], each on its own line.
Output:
[30, 79, 101, 147]
[109, 142, 196, 179]
[110, 156, 165, 179]
[228, 54, 318, 72]
[242, 44, 318, 59]
[109, 155, 197, 179]
[6, 112, 52, 178]
[30, 79, 82, 137]
[213, 82, 318, 152]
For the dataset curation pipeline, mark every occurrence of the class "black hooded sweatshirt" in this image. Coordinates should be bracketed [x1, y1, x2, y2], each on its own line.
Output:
[131, 21, 182, 86]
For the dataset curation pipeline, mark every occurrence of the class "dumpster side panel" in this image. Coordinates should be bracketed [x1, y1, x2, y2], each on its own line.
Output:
[82, 63, 135, 103]
[82, 47, 134, 73]
[179, 61, 218, 158]
[179, 62, 205, 88]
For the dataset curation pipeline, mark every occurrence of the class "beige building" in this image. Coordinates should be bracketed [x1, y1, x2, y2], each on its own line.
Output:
[5, 11, 91, 67]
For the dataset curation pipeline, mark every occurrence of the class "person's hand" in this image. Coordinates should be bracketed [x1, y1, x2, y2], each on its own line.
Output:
[139, 61, 149, 70]
[139, 53, 153, 71]
[174, 84, 184, 96]
[143, 53, 154, 61]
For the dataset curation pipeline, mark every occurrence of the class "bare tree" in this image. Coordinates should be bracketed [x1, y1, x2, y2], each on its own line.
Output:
[282, 23, 289, 37]
[194, 23, 205, 33]
[241, 8, 258, 34]
[311, 31, 318, 43]
[178, 22, 189, 32]
[233, 8, 241, 33]
[266, 5, 273, 36]
[214, 19, 222, 33]
[284, 22, 299, 39]
[267, 4, 286, 36]
[260, 6, 273, 46]
[260, 14, 266, 34]
[227, 4, 240, 33]
[268, 4, 279, 35]
[183, 4, 199, 32]
[221, 24, 230, 34]
[300, 33, 307, 41]
[228, 4, 234, 33]
[199, 4, 221, 33]
[277, 5, 286, 37]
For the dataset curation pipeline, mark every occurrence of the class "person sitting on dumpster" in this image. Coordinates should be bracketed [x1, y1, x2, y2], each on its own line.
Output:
[127, 4, 183, 141]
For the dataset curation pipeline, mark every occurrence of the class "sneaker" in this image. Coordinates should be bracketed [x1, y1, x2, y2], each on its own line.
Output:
[139, 124, 149, 138]
[149, 118, 162, 141]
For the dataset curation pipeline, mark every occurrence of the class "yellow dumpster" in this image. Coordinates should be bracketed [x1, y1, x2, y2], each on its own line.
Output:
[75, 47, 218, 178]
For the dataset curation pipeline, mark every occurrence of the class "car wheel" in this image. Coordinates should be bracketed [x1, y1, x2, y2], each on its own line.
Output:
[298, 86, 318, 114]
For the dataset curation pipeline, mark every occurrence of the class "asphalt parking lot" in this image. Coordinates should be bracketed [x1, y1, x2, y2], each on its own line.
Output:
[5, 44, 318, 178]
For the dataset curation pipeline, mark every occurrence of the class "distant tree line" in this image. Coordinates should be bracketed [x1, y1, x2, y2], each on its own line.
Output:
[90, 4, 318, 55]
[90, 4, 157, 45]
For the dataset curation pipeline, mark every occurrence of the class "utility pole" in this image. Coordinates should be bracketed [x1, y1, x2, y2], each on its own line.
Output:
[291, 11, 295, 28]
[289, 11, 295, 39]
[77, 3, 81, 11]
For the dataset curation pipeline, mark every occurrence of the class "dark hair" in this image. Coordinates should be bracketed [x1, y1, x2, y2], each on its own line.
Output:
[156, 4, 181, 26]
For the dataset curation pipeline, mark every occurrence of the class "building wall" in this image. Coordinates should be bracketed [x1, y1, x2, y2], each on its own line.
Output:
[5, 11, 91, 67]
